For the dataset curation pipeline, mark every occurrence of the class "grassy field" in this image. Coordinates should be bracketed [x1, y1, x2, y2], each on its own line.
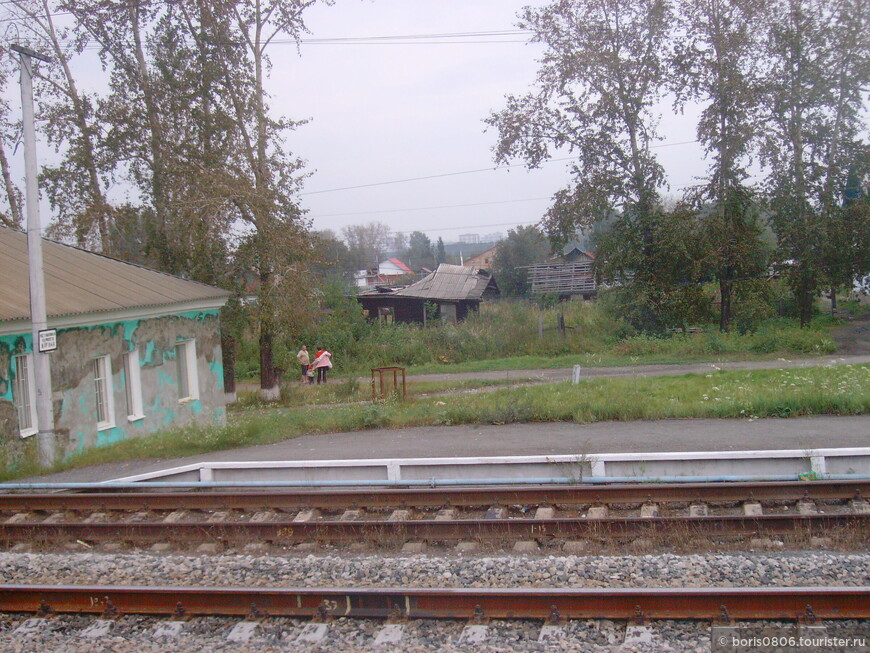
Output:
[4, 362, 867, 482]
[238, 292, 845, 379]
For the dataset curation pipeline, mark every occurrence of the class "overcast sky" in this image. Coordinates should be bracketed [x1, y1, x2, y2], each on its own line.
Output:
[275, 0, 705, 244]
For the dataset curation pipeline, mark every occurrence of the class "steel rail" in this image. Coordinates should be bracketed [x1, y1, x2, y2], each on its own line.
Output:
[2, 514, 864, 544]
[0, 479, 866, 511]
[0, 585, 867, 620]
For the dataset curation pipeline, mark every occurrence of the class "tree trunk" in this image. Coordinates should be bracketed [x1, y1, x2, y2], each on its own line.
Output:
[129, 4, 172, 272]
[0, 142, 21, 228]
[259, 320, 279, 401]
[719, 277, 732, 332]
[221, 332, 236, 400]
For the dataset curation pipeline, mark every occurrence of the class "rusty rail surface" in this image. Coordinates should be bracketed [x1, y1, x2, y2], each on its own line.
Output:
[1, 585, 867, 620]
[0, 479, 866, 511]
[1, 514, 864, 545]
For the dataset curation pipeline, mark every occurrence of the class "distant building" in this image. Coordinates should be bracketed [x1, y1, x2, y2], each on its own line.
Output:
[0, 226, 230, 461]
[354, 258, 415, 288]
[463, 245, 498, 271]
[482, 232, 503, 243]
[459, 233, 480, 244]
[358, 264, 499, 324]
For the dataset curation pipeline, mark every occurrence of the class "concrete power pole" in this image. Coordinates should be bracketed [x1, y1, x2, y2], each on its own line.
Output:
[12, 44, 56, 468]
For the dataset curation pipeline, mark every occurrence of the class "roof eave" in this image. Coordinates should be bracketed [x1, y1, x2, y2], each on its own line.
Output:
[0, 296, 230, 337]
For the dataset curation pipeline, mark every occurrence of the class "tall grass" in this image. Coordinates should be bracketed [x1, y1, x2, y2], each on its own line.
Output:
[254, 296, 838, 377]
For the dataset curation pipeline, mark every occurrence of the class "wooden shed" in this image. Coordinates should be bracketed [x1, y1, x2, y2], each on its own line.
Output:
[357, 264, 499, 324]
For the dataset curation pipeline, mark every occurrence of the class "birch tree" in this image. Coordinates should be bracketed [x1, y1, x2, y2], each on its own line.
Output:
[672, 0, 770, 331]
[199, 0, 321, 399]
[487, 0, 672, 243]
[5, 1, 113, 250]
[0, 50, 22, 229]
[759, 0, 870, 325]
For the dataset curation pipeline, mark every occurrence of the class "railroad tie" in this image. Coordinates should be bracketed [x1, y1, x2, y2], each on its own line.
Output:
[293, 509, 321, 522]
[796, 501, 818, 515]
[850, 499, 870, 514]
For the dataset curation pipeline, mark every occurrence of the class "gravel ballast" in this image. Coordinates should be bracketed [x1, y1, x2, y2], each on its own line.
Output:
[0, 551, 867, 652]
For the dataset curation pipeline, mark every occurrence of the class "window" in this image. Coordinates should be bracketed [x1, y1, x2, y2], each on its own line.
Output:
[12, 354, 37, 437]
[123, 349, 144, 421]
[175, 340, 199, 402]
[93, 355, 115, 430]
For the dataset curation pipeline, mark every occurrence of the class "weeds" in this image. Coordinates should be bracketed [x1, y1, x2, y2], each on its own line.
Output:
[239, 295, 842, 379]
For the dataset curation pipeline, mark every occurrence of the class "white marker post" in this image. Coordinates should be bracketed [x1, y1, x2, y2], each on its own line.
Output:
[13, 44, 55, 467]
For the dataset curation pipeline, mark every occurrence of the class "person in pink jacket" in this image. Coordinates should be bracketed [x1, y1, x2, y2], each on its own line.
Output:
[311, 347, 333, 385]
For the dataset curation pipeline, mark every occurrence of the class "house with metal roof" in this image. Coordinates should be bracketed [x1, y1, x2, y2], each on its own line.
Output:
[0, 226, 230, 460]
[357, 263, 499, 324]
[353, 258, 416, 288]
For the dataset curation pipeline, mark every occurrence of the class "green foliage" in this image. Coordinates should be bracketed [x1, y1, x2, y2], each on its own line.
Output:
[404, 231, 435, 270]
[490, 225, 552, 297]
[594, 203, 715, 332]
[237, 289, 843, 380]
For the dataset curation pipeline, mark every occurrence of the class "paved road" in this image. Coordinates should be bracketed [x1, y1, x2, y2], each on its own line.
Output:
[21, 354, 870, 485]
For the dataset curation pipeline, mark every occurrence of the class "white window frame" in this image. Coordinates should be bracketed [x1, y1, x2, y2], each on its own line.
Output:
[12, 353, 37, 438]
[175, 340, 199, 402]
[93, 355, 115, 431]
[123, 349, 144, 422]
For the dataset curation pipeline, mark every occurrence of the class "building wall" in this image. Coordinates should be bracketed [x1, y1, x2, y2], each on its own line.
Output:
[0, 309, 225, 458]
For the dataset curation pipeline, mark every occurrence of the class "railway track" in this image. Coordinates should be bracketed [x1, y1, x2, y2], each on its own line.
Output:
[2, 584, 868, 620]
[1, 480, 867, 550]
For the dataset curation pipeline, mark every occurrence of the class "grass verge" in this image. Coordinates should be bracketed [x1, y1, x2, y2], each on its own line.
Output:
[4, 363, 867, 482]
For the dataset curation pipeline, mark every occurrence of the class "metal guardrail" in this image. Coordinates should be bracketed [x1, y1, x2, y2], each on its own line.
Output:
[99, 447, 870, 487]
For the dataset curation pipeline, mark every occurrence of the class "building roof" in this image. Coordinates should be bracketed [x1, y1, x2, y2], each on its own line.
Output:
[384, 258, 414, 274]
[388, 263, 498, 301]
[562, 242, 596, 259]
[0, 226, 230, 323]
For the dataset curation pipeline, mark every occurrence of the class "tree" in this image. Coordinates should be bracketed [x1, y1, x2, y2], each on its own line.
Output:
[404, 231, 435, 270]
[595, 203, 713, 331]
[759, 0, 870, 325]
[435, 237, 447, 265]
[490, 225, 551, 297]
[672, 0, 770, 331]
[10, 1, 113, 251]
[487, 0, 671, 246]
[310, 229, 356, 277]
[342, 221, 390, 270]
[0, 48, 22, 229]
[190, 0, 321, 399]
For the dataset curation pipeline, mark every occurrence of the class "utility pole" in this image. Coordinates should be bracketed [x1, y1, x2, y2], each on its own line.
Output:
[12, 44, 55, 468]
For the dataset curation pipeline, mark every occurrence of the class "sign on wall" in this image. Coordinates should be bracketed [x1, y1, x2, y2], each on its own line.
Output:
[37, 329, 57, 353]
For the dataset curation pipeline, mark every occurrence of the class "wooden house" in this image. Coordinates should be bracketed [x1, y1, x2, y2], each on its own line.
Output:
[526, 242, 597, 299]
[357, 264, 499, 324]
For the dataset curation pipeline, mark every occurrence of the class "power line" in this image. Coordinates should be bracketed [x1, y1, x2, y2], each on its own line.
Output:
[303, 140, 700, 196]
[308, 195, 552, 219]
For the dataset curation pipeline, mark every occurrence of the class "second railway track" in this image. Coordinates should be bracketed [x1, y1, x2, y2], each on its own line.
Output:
[2, 479, 867, 551]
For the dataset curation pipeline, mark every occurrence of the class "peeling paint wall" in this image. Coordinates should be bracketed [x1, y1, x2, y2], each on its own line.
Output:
[0, 310, 225, 459]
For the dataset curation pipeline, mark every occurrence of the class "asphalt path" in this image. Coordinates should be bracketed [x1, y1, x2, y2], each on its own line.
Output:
[23, 353, 870, 485]
[405, 353, 870, 384]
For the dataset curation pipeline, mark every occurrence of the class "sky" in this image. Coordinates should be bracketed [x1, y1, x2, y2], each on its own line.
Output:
[7, 0, 708, 245]
[273, 0, 705, 244]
